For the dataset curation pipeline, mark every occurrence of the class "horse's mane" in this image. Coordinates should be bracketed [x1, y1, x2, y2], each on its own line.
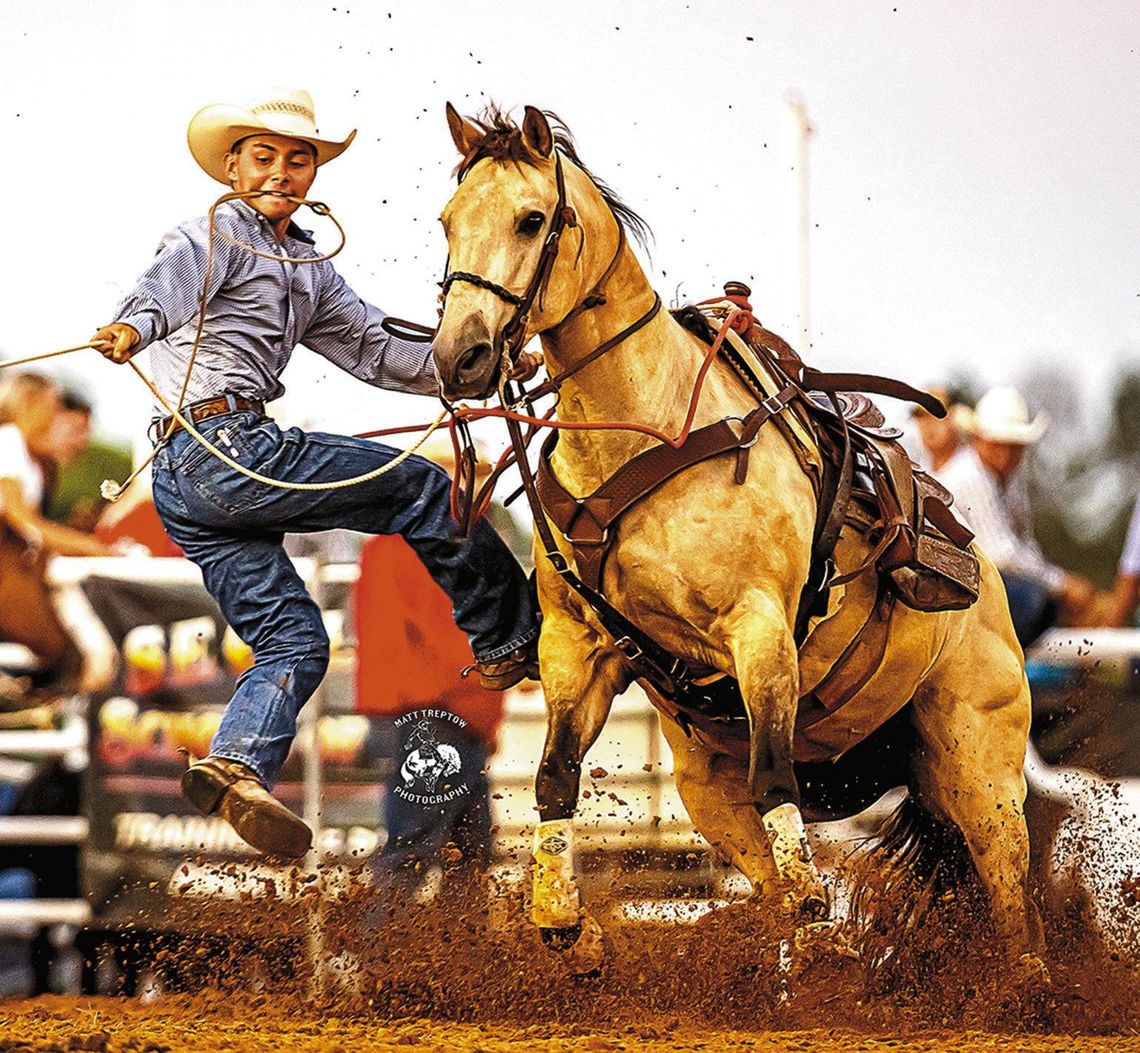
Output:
[456, 105, 653, 249]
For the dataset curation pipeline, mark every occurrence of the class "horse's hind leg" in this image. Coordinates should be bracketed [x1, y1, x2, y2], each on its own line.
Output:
[658, 716, 781, 899]
[910, 671, 1047, 974]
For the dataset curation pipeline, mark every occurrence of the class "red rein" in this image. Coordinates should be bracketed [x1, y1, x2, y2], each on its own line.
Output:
[354, 307, 748, 527]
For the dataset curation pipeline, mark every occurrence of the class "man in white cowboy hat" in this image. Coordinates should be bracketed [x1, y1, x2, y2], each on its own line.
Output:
[1106, 495, 1140, 627]
[87, 88, 539, 858]
[940, 385, 1095, 646]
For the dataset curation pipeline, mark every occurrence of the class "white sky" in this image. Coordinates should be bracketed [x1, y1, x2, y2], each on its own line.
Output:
[2, 0, 1137, 445]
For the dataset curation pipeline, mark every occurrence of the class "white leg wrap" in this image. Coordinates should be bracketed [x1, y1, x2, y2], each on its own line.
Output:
[531, 818, 580, 928]
[762, 802, 813, 875]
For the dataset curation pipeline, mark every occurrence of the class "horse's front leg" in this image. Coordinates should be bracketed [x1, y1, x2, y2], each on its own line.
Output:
[729, 592, 828, 921]
[532, 603, 630, 960]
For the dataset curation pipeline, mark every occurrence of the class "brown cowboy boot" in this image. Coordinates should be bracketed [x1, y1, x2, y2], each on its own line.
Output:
[474, 637, 540, 690]
[182, 756, 312, 858]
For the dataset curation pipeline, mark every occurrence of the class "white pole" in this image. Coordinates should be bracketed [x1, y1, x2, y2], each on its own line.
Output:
[784, 93, 814, 354]
[303, 557, 327, 994]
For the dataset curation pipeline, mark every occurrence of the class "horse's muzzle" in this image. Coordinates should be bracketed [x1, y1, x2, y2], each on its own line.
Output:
[432, 313, 501, 400]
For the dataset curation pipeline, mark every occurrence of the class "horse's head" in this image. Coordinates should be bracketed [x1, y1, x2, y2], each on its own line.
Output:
[434, 104, 644, 400]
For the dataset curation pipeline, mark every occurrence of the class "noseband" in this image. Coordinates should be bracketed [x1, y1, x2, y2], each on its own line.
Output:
[440, 151, 580, 362]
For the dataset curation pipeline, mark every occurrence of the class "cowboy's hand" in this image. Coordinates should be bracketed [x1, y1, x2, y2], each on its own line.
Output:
[1059, 572, 1096, 619]
[509, 350, 543, 383]
[91, 323, 141, 364]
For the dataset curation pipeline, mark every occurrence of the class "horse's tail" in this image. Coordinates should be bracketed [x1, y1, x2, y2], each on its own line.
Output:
[849, 793, 973, 981]
[1023, 738, 1095, 808]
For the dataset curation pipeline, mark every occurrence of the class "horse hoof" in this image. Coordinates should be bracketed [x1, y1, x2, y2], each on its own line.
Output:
[798, 892, 830, 922]
[1014, 952, 1052, 990]
[778, 885, 830, 923]
[794, 920, 860, 961]
[540, 922, 582, 952]
[565, 914, 606, 976]
[1004, 953, 1054, 1025]
[779, 920, 861, 985]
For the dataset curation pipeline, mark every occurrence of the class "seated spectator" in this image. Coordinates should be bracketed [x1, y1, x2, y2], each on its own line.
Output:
[43, 393, 105, 532]
[940, 385, 1095, 647]
[1106, 495, 1140, 627]
[36, 392, 93, 519]
[0, 374, 113, 559]
[46, 393, 93, 474]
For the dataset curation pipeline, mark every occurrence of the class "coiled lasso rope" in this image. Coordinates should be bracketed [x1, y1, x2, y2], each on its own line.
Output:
[119, 357, 449, 496]
[0, 187, 448, 500]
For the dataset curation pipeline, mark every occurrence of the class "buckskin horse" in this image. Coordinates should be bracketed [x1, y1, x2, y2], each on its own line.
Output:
[431, 104, 1048, 990]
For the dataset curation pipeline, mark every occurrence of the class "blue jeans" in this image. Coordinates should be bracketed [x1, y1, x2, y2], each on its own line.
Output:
[1000, 571, 1058, 648]
[150, 410, 537, 786]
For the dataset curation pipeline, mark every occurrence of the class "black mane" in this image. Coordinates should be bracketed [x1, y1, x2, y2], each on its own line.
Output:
[457, 105, 653, 250]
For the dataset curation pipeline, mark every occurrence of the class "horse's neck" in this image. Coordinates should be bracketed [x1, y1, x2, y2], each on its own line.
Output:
[540, 250, 739, 494]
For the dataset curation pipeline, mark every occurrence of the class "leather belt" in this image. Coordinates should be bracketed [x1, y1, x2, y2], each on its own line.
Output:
[154, 395, 265, 440]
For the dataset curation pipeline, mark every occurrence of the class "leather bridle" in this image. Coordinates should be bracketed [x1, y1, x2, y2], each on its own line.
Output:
[438, 149, 661, 393]
[441, 150, 580, 365]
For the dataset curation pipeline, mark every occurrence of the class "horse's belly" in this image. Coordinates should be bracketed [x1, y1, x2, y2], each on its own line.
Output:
[794, 594, 947, 762]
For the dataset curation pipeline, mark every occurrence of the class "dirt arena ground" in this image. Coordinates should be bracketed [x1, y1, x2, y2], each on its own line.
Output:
[2, 872, 1138, 1053]
[4, 994, 1140, 1053]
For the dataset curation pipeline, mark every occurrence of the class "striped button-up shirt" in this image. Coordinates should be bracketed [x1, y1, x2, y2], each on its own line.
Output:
[1121, 496, 1140, 577]
[939, 446, 1065, 594]
[113, 200, 437, 407]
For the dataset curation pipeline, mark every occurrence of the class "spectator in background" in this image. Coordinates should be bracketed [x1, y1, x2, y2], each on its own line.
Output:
[0, 373, 116, 700]
[0, 381, 100, 989]
[41, 394, 97, 530]
[355, 442, 523, 903]
[910, 386, 963, 474]
[46, 394, 93, 472]
[940, 385, 1096, 647]
[1106, 496, 1140, 627]
[0, 374, 113, 559]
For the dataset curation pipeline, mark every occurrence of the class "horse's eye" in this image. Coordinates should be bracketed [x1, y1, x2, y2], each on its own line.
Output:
[518, 211, 546, 236]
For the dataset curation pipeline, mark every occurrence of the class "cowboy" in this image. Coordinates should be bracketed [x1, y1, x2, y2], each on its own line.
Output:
[89, 88, 539, 858]
[940, 385, 1095, 646]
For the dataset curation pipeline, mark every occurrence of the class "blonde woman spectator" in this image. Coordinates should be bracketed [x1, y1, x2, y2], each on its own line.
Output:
[0, 373, 115, 700]
[0, 374, 112, 558]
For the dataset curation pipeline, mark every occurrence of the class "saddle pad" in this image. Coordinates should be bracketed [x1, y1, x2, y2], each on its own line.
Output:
[719, 324, 823, 479]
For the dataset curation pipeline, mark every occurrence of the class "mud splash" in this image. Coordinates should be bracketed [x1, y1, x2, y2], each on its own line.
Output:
[2, 849, 1137, 1052]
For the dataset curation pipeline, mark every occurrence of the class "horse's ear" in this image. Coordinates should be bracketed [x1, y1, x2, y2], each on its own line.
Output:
[446, 102, 483, 157]
[522, 105, 554, 157]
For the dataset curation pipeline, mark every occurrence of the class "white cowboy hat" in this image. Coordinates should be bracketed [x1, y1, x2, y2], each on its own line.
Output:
[961, 386, 1049, 445]
[187, 87, 356, 185]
